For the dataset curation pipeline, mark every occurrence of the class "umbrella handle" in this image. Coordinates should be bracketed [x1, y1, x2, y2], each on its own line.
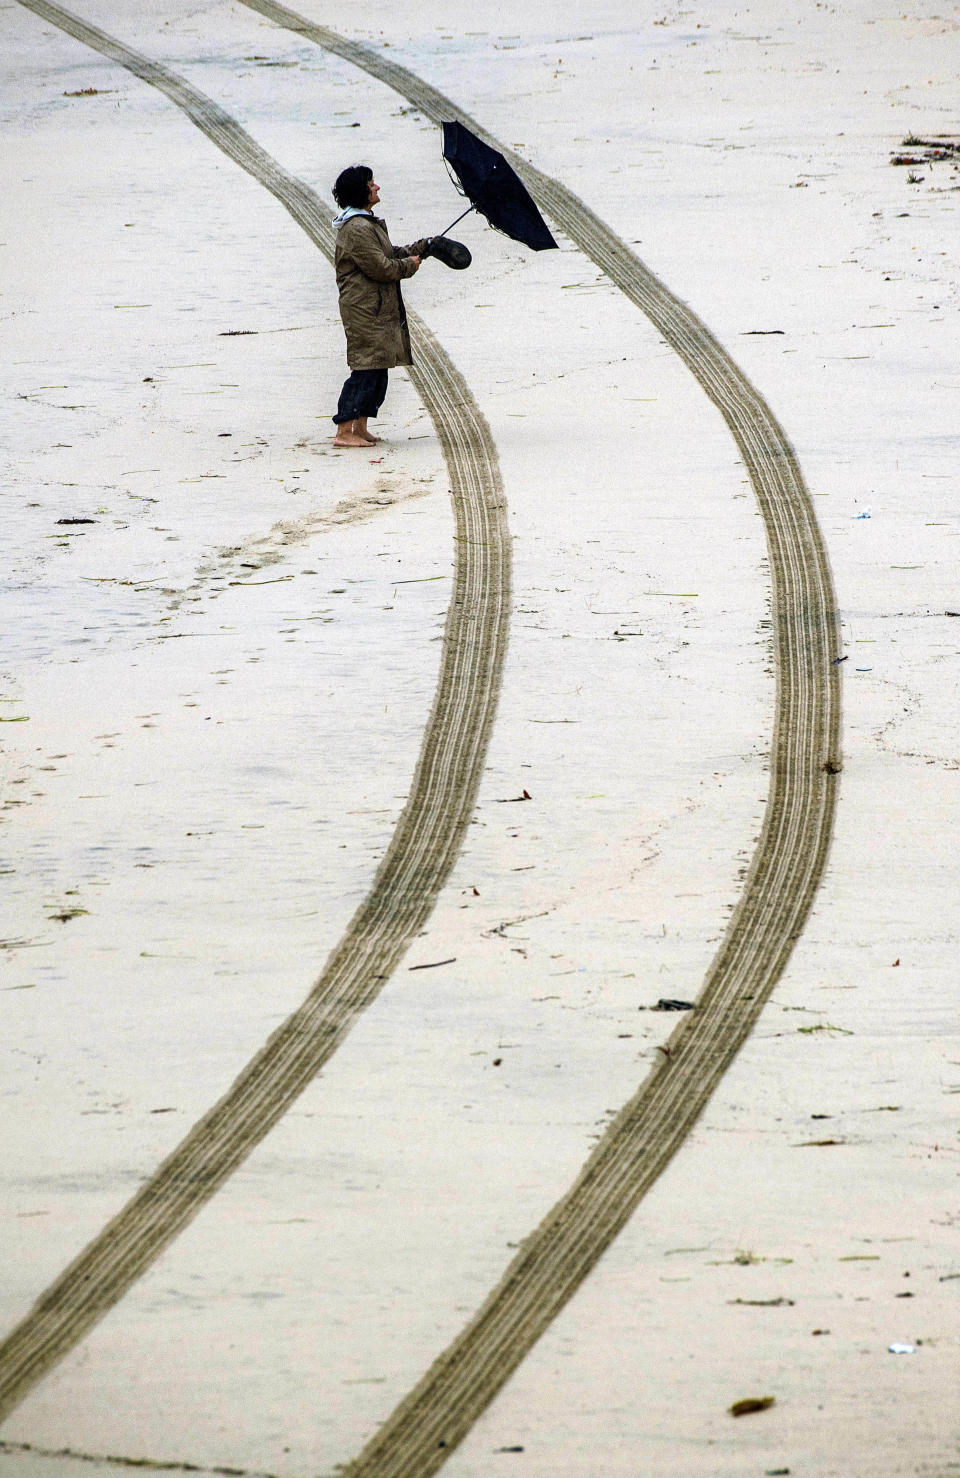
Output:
[435, 203, 477, 238]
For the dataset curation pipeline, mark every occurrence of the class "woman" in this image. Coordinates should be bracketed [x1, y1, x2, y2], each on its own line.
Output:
[331, 165, 430, 448]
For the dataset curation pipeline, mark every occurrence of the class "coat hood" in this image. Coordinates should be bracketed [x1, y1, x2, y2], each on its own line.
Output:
[332, 206, 374, 228]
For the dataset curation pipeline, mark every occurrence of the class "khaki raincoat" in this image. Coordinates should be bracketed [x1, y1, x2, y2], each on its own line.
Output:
[334, 214, 429, 370]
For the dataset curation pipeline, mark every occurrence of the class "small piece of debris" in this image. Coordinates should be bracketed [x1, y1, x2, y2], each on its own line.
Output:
[650, 998, 695, 1012]
[729, 1396, 775, 1417]
[495, 790, 532, 803]
[408, 958, 456, 971]
[901, 135, 960, 156]
[728, 1297, 795, 1307]
[56, 518, 95, 525]
[888, 1342, 916, 1355]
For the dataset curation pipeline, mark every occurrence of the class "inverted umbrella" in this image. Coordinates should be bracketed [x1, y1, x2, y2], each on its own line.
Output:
[437, 120, 558, 251]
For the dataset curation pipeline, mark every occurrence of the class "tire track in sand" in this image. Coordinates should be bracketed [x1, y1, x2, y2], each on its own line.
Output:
[233, 8, 843, 1475]
[0, 0, 510, 1421]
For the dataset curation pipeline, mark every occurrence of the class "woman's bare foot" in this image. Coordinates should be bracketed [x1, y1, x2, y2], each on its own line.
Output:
[333, 419, 370, 448]
[356, 417, 378, 444]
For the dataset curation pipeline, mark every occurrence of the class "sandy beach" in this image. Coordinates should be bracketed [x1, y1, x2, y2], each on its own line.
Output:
[2, 2, 958, 1474]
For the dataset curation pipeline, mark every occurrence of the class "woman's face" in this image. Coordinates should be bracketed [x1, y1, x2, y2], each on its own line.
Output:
[366, 178, 380, 207]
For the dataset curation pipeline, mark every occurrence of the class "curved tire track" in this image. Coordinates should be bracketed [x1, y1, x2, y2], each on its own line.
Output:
[232, 8, 843, 1475]
[1, 0, 510, 1423]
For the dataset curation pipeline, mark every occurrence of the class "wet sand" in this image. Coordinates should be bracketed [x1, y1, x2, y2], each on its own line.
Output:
[2, 2, 958, 1474]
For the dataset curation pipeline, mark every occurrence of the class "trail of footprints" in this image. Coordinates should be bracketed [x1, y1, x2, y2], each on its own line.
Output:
[173, 479, 437, 609]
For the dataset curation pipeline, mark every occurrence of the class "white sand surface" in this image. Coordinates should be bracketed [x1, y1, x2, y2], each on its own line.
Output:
[1, 2, 958, 1475]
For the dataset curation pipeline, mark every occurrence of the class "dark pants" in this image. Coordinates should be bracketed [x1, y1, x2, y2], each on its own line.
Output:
[333, 369, 389, 425]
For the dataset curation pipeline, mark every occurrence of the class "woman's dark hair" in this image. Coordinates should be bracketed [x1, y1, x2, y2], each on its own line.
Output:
[333, 165, 373, 209]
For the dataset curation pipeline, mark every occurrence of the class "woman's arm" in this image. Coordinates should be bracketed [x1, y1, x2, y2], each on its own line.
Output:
[343, 219, 418, 281]
[394, 237, 431, 260]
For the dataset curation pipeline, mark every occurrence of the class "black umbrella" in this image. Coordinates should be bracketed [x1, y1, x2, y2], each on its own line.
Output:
[437, 120, 558, 251]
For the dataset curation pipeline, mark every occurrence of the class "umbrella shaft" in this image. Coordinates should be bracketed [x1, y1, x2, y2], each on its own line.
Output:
[438, 203, 476, 237]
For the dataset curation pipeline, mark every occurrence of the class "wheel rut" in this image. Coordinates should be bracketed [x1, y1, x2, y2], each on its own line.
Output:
[232, 7, 843, 1476]
[1, 0, 510, 1423]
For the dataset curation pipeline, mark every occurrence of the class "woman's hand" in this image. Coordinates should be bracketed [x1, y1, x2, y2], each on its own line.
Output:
[407, 255, 421, 271]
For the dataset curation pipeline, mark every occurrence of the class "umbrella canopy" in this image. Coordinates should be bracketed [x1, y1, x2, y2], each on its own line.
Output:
[440, 120, 558, 251]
